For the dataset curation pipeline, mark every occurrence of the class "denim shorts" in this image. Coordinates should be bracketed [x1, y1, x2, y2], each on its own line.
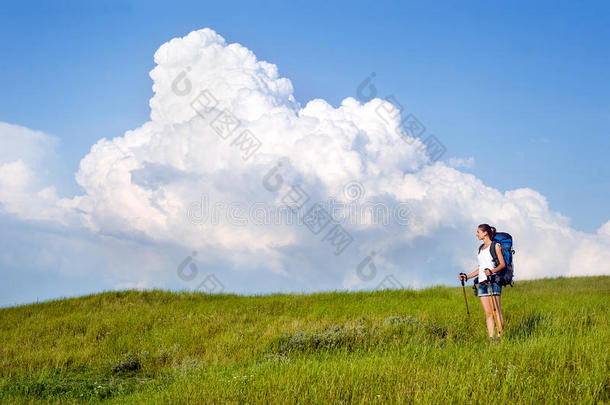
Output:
[478, 281, 502, 297]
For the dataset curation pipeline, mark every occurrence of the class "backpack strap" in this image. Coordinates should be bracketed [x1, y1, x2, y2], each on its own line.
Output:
[489, 240, 500, 267]
[478, 243, 484, 253]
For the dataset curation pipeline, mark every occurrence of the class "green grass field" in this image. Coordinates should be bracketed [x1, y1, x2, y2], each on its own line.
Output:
[1, 276, 608, 404]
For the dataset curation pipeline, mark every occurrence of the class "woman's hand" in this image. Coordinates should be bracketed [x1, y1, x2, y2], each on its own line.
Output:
[483, 268, 493, 277]
[459, 273, 468, 281]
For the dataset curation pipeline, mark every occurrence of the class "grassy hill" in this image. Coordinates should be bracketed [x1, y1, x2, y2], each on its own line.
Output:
[1, 276, 608, 404]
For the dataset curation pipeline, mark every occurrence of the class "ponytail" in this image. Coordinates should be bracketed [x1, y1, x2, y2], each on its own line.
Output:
[478, 224, 496, 240]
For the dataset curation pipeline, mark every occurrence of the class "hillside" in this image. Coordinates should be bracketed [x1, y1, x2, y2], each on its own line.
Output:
[1, 276, 608, 404]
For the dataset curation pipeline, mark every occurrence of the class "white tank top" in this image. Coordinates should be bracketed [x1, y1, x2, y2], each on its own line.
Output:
[478, 244, 495, 274]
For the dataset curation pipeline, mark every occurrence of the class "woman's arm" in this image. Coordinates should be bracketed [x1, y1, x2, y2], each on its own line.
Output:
[467, 268, 479, 280]
[460, 268, 479, 281]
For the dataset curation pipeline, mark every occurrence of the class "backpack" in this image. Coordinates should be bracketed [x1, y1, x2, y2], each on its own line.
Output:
[473, 232, 515, 287]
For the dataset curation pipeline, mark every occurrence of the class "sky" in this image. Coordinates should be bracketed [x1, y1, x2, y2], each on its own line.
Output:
[0, 0, 609, 307]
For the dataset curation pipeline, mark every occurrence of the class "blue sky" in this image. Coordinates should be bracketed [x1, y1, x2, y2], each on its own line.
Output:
[1, 0, 609, 231]
[0, 0, 609, 307]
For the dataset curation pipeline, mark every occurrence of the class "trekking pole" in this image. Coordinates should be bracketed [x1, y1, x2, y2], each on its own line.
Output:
[486, 272, 503, 339]
[459, 273, 474, 338]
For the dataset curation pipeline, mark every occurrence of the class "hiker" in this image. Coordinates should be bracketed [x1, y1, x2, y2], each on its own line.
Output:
[459, 224, 506, 338]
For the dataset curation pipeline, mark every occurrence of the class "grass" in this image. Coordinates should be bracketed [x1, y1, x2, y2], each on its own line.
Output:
[0, 275, 608, 404]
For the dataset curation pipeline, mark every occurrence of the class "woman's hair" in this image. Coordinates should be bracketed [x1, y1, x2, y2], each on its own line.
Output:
[478, 223, 496, 239]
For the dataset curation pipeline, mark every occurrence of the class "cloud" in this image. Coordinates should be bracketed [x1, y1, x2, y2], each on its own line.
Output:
[0, 123, 83, 225]
[0, 122, 59, 167]
[0, 28, 608, 299]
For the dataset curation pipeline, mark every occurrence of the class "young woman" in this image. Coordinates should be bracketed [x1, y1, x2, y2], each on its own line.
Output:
[459, 224, 506, 339]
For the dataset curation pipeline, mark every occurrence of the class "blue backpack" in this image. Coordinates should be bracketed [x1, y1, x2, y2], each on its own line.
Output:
[475, 232, 515, 287]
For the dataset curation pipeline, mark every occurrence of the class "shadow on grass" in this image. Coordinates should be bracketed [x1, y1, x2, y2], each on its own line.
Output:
[2, 352, 162, 402]
[0, 373, 154, 402]
[508, 312, 551, 340]
[264, 315, 466, 358]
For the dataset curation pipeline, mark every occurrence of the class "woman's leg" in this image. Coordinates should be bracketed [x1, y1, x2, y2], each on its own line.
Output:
[480, 296, 495, 337]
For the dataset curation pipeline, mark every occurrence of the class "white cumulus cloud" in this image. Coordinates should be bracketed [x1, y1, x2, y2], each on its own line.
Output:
[0, 28, 608, 296]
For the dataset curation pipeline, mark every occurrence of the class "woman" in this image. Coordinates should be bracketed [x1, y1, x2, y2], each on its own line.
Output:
[459, 224, 506, 339]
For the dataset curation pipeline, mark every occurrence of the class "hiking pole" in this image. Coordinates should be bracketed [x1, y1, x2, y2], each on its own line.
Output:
[459, 273, 474, 338]
[486, 272, 503, 339]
